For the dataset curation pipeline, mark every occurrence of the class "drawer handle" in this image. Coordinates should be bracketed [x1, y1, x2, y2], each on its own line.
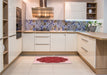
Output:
[36, 43, 49, 45]
[81, 38, 88, 42]
[35, 36, 49, 38]
[81, 47, 88, 52]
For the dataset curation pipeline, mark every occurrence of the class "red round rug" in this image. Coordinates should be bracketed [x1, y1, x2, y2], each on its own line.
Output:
[37, 57, 68, 63]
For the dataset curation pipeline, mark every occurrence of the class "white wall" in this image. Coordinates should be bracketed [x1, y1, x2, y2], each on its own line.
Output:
[23, 0, 39, 20]
[23, 0, 94, 20]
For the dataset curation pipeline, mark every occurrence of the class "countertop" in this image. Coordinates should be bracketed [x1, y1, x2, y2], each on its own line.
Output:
[22, 31, 107, 40]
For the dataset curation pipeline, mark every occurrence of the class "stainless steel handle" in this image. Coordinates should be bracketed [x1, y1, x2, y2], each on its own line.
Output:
[36, 43, 49, 45]
[9, 34, 16, 37]
[35, 36, 49, 38]
[81, 38, 88, 42]
[81, 47, 88, 52]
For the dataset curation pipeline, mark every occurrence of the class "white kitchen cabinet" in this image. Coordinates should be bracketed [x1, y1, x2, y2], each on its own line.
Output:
[0, 0, 3, 39]
[78, 35, 96, 68]
[8, 36, 17, 63]
[0, 40, 3, 73]
[0, 52, 3, 73]
[35, 33, 50, 51]
[16, 38, 22, 54]
[51, 33, 66, 51]
[22, 33, 35, 51]
[66, 34, 77, 51]
[65, 2, 86, 19]
[8, 0, 16, 36]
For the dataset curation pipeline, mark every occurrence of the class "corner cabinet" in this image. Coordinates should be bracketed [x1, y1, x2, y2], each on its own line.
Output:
[65, 2, 86, 19]
[66, 34, 77, 51]
[78, 34, 96, 68]
[51, 33, 66, 51]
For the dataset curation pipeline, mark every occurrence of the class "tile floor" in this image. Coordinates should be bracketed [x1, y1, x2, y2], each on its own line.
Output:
[2, 55, 96, 75]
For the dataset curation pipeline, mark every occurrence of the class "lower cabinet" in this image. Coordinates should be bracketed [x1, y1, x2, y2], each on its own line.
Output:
[22, 33, 78, 52]
[78, 35, 96, 68]
[16, 38, 22, 54]
[35, 33, 50, 51]
[8, 36, 17, 64]
[51, 33, 66, 51]
[0, 40, 3, 73]
[66, 34, 77, 51]
[22, 33, 35, 51]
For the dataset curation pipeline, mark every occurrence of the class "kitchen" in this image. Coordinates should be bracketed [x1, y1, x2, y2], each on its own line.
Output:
[0, 0, 107, 75]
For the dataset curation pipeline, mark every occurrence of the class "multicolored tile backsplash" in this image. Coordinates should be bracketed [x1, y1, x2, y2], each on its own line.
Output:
[25, 20, 90, 31]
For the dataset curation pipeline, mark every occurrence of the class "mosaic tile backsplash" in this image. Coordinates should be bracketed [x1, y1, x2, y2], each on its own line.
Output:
[25, 20, 90, 31]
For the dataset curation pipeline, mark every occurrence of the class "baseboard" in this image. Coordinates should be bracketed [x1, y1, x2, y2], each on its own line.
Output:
[78, 53, 96, 73]
[21, 51, 78, 56]
[0, 52, 22, 75]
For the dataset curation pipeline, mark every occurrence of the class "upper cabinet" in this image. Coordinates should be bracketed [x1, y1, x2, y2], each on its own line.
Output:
[65, 2, 86, 20]
[87, 3, 97, 19]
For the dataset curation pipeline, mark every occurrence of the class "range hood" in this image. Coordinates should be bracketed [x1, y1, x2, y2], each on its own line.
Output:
[32, 0, 54, 19]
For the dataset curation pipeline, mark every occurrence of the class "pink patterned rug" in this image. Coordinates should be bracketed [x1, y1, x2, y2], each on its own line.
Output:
[33, 56, 72, 64]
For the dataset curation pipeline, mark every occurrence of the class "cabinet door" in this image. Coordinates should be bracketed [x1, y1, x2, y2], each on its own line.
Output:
[22, 33, 35, 51]
[16, 38, 22, 54]
[51, 33, 66, 51]
[0, 40, 3, 72]
[8, 0, 16, 36]
[88, 37, 96, 68]
[8, 36, 17, 63]
[66, 34, 77, 51]
[65, 2, 86, 19]
[0, 0, 3, 38]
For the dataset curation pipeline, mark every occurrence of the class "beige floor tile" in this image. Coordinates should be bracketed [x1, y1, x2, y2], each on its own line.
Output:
[2, 56, 96, 75]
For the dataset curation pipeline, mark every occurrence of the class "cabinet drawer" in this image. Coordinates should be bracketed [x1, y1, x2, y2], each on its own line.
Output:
[78, 34, 96, 68]
[35, 45, 50, 51]
[35, 37, 50, 44]
[79, 35, 89, 45]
